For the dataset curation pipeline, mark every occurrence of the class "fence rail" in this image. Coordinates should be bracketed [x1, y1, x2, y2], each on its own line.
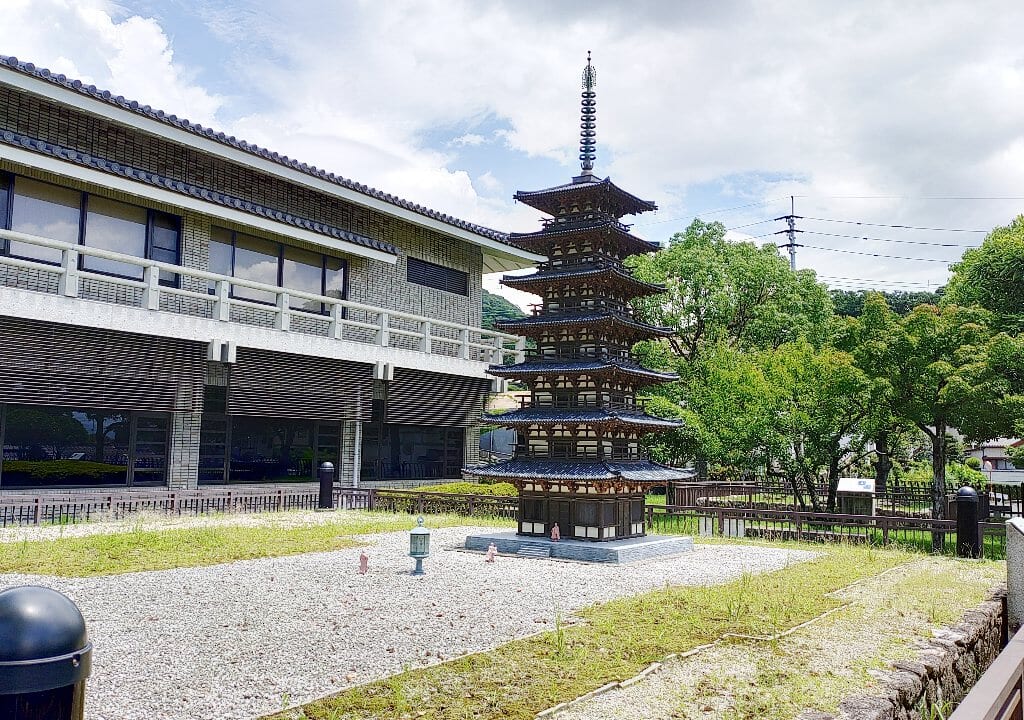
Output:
[0, 228, 525, 364]
[950, 625, 1024, 720]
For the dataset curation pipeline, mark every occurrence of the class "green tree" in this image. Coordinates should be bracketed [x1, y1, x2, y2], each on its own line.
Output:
[945, 215, 1024, 332]
[831, 289, 942, 318]
[629, 219, 833, 369]
[481, 289, 526, 330]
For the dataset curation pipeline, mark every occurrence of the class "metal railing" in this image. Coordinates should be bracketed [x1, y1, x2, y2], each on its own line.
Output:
[0, 229, 525, 364]
[950, 625, 1024, 720]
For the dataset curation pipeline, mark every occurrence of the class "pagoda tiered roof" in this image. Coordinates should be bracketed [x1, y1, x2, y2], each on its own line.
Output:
[507, 217, 658, 257]
[484, 407, 681, 431]
[467, 459, 694, 483]
[502, 263, 665, 298]
[487, 358, 678, 385]
[496, 312, 674, 340]
[514, 175, 657, 218]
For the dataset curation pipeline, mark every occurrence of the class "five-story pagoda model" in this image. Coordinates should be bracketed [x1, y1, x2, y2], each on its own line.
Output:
[468, 54, 691, 542]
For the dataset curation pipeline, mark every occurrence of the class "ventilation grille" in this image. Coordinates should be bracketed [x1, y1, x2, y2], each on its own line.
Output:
[0, 316, 205, 412]
[228, 347, 372, 421]
[407, 257, 469, 296]
[387, 368, 490, 427]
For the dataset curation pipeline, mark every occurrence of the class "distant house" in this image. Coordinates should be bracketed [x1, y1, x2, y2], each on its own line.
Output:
[965, 439, 1024, 484]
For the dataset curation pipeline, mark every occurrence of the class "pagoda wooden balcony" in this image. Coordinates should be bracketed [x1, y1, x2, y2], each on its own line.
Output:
[515, 396, 649, 413]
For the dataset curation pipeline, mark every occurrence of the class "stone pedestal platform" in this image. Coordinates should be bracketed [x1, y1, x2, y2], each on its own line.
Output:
[464, 531, 693, 564]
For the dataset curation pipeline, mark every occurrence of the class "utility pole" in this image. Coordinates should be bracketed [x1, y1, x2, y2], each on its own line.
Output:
[774, 196, 803, 271]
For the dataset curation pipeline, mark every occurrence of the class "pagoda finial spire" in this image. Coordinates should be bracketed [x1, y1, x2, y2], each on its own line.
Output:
[579, 51, 597, 175]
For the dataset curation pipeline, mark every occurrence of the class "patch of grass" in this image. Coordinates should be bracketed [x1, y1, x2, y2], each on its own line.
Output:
[406, 481, 518, 496]
[0, 511, 511, 577]
[267, 544, 914, 720]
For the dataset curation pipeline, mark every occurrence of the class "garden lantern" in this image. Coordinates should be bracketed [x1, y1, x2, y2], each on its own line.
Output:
[409, 516, 430, 575]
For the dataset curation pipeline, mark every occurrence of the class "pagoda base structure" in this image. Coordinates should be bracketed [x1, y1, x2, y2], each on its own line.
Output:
[465, 530, 693, 564]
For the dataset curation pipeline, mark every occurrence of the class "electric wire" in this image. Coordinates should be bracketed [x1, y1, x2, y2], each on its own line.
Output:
[800, 216, 988, 233]
[799, 230, 980, 248]
[800, 245, 957, 263]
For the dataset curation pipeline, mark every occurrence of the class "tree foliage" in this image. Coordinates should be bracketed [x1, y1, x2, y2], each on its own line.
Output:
[944, 214, 1024, 332]
[831, 289, 942, 317]
[481, 289, 526, 330]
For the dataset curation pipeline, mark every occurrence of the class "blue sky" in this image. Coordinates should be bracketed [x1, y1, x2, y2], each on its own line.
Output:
[2, 0, 1023, 307]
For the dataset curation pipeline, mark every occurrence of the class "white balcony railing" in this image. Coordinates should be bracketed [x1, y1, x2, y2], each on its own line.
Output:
[0, 229, 526, 364]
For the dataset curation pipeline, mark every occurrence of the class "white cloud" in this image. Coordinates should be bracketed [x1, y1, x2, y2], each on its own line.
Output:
[3, 0, 1024, 297]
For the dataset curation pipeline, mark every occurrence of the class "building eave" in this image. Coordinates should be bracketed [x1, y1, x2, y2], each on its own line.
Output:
[0, 58, 543, 272]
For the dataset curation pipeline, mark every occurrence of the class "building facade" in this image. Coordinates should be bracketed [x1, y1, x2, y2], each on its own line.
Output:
[0, 55, 541, 492]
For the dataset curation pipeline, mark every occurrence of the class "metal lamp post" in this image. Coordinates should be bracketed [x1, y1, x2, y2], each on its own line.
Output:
[409, 516, 431, 575]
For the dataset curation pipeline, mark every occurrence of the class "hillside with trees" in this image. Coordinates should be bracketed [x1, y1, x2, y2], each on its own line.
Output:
[482, 289, 526, 330]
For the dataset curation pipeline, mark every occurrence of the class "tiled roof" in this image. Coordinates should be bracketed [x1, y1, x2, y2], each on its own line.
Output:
[508, 218, 659, 253]
[502, 263, 665, 294]
[514, 176, 657, 216]
[484, 407, 681, 429]
[465, 459, 694, 482]
[496, 312, 674, 337]
[487, 358, 677, 382]
[0, 130, 398, 256]
[0, 55, 513, 246]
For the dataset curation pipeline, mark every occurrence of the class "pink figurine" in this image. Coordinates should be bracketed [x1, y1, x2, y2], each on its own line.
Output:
[550, 523, 561, 542]
[485, 542, 497, 562]
[358, 551, 369, 575]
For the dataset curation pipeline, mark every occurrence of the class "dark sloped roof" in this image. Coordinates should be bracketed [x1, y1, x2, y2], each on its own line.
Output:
[0, 55, 513, 246]
[0, 130, 397, 256]
[496, 312, 674, 337]
[487, 358, 677, 383]
[465, 459, 694, 482]
[484, 407, 681, 429]
[514, 176, 657, 217]
[502, 263, 665, 296]
[508, 218, 659, 255]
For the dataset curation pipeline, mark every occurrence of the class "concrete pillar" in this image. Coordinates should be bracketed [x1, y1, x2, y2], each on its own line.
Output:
[1008, 518, 1024, 633]
[167, 411, 202, 489]
[339, 420, 361, 488]
[464, 426, 481, 468]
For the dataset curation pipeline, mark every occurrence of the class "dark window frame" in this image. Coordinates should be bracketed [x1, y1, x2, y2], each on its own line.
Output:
[407, 256, 469, 296]
[209, 226, 349, 315]
[0, 173, 182, 285]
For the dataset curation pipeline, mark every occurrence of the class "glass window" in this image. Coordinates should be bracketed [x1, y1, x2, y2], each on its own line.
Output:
[228, 416, 314, 483]
[0, 405, 129, 488]
[132, 414, 169, 487]
[83, 196, 148, 279]
[9, 178, 80, 264]
[283, 245, 323, 312]
[208, 226, 234, 294]
[325, 257, 345, 301]
[232, 233, 279, 304]
[0, 174, 9, 253]
[150, 212, 181, 285]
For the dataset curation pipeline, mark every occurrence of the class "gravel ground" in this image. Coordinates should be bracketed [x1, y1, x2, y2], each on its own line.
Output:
[0, 523, 814, 720]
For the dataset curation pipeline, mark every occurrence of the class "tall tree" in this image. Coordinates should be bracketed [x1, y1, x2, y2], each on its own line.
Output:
[630, 219, 833, 369]
[944, 215, 1024, 333]
[831, 289, 942, 318]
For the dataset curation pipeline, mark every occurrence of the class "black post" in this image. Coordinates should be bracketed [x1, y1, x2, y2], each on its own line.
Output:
[318, 461, 335, 510]
[0, 586, 92, 720]
[955, 486, 981, 558]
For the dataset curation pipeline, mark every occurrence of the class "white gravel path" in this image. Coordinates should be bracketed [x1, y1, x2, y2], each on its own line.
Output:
[0, 524, 814, 720]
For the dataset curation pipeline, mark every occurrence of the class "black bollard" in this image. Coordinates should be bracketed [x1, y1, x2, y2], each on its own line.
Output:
[318, 461, 336, 510]
[955, 486, 981, 558]
[0, 586, 92, 720]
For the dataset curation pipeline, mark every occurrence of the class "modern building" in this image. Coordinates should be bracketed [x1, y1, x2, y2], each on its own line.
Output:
[0, 55, 542, 492]
[966, 439, 1024, 484]
[467, 55, 692, 541]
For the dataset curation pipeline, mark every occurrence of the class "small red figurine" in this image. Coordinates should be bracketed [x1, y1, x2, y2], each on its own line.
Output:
[358, 551, 369, 574]
[550, 523, 561, 542]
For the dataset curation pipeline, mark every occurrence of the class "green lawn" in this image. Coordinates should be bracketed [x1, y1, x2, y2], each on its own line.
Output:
[267, 544, 961, 720]
[0, 511, 512, 577]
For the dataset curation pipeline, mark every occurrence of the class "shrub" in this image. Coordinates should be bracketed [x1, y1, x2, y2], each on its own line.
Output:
[413, 481, 518, 496]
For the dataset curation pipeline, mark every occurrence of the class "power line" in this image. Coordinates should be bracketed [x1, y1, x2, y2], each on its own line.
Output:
[632, 197, 791, 227]
[801, 216, 989, 233]
[775, 196, 801, 271]
[798, 235, 974, 251]
[818, 274, 942, 287]
[801, 245, 958, 263]
[725, 218, 776, 231]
